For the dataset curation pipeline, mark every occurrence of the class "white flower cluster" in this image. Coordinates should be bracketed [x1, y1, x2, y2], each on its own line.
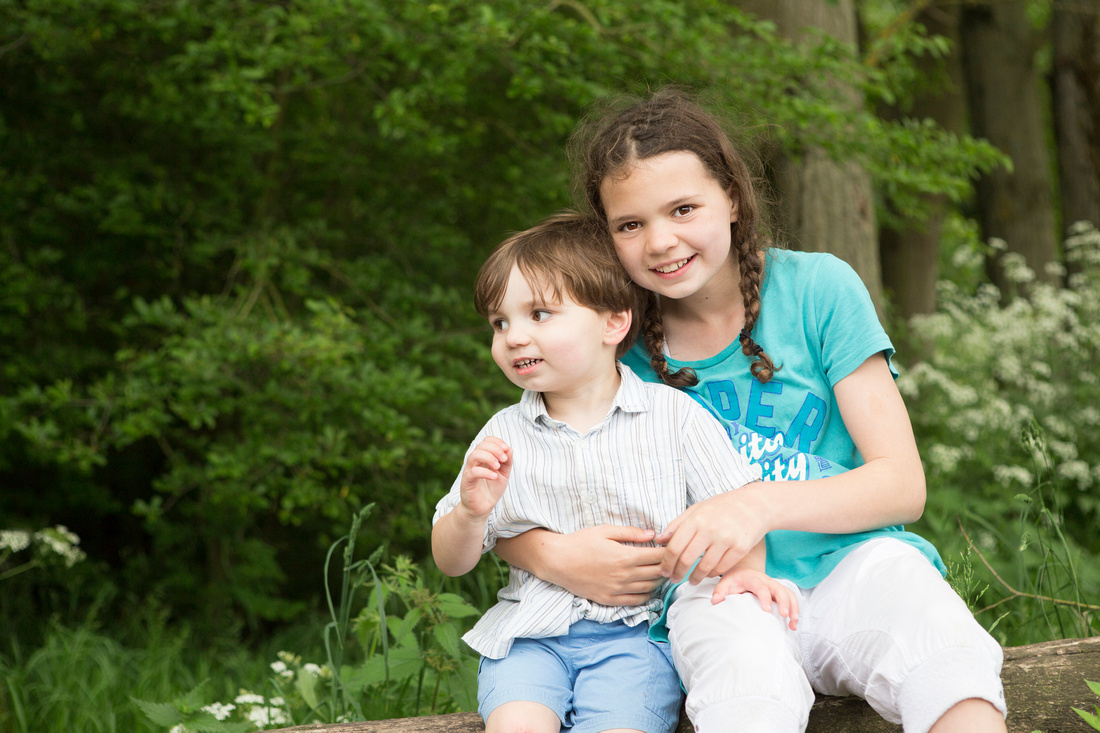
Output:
[233, 692, 288, 728]
[35, 525, 86, 567]
[0, 530, 31, 553]
[1, 526, 86, 568]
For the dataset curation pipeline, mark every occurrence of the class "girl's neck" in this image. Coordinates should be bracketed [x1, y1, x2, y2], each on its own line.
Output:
[661, 286, 746, 362]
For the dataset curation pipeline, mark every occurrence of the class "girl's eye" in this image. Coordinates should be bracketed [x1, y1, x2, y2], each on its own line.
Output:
[491, 318, 509, 332]
[673, 205, 695, 217]
[618, 221, 641, 233]
[532, 310, 552, 322]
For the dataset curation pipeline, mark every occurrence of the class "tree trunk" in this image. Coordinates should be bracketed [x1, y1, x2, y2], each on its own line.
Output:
[1051, 5, 1100, 239]
[269, 637, 1100, 733]
[736, 0, 885, 318]
[961, 0, 1058, 292]
[879, 5, 965, 323]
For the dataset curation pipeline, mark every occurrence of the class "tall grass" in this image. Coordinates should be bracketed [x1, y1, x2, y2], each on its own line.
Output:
[0, 597, 281, 733]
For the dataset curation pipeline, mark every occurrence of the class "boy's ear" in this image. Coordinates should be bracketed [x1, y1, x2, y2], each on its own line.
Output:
[604, 309, 633, 347]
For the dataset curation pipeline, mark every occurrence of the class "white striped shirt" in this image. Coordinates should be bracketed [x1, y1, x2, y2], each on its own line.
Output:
[433, 363, 761, 659]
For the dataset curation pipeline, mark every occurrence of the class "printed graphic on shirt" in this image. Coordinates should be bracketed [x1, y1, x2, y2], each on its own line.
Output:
[688, 388, 842, 481]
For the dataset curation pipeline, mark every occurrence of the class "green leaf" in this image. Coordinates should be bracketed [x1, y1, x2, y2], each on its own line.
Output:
[295, 668, 320, 710]
[433, 621, 461, 659]
[1072, 706, 1100, 731]
[437, 592, 481, 619]
[132, 699, 185, 727]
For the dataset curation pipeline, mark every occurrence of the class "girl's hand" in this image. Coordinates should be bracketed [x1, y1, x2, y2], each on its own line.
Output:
[656, 484, 772, 584]
[494, 526, 666, 606]
[712, 567, 799, 631]
[459, 437, 512, 518]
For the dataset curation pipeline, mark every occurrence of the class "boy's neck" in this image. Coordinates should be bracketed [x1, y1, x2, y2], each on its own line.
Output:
[541, 364, 622, 434]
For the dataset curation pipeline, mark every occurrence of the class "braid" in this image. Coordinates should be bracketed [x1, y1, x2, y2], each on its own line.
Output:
[641, 292, 698, 388]
[736, 239, 779, 383]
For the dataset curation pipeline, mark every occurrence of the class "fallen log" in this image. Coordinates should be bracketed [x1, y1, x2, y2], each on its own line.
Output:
[273, 637, 1100, 733]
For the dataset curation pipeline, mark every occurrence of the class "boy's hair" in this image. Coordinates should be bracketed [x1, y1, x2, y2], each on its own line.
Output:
[475, 211, 645, 360]
[569, 87, 779, 384]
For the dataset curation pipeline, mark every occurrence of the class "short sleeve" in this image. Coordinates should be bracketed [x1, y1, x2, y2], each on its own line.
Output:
[809, 254, 896, 385]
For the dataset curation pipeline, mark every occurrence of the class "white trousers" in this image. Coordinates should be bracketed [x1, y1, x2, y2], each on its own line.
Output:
[666, 538, 1006, 733]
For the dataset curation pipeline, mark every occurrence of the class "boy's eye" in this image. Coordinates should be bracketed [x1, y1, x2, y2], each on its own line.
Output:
[532, 310, 552, 322]
[673, 205, 695, 217]
[491, 318, 509, 332]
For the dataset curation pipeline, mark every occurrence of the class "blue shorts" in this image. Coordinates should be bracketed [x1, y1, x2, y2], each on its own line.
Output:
[477, 620, 683, 733]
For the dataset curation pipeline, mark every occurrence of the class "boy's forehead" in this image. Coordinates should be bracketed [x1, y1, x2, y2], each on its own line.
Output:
[508, 263, 564, 304]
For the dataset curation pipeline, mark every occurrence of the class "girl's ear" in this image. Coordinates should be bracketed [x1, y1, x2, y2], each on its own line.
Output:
[729, 189, 740, 224]
[604, 309, 633, 347]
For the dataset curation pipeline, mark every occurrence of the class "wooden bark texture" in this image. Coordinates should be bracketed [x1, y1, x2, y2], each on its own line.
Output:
[271, 636, 1100, 733]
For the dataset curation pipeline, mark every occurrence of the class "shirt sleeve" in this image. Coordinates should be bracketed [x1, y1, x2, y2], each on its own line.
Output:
[810, 254, 897, 385]
[679, 394, 762, 505]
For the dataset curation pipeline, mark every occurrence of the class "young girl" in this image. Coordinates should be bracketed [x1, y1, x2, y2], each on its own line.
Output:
[494, 89, 1007, 733]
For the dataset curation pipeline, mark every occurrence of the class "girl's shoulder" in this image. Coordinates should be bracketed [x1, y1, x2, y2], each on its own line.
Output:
[765, 248, 854, 278]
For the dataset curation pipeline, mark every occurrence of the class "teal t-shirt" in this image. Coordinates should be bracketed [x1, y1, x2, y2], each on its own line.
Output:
[624, 249, 945, 589]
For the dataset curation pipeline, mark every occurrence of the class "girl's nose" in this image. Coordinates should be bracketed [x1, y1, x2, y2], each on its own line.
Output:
[646, 221, 676, 254]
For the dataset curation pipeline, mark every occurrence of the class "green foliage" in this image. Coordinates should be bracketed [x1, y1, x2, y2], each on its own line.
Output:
[0, 0, 1017, 632]
[1074, 680, 1100, 730]
[320, 505, 481, 719]
[903, 222, 1100, 644]
[132, 505, 481, 730]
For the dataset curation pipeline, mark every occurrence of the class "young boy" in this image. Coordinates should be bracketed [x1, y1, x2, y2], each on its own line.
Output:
[432, 211, 796, 733]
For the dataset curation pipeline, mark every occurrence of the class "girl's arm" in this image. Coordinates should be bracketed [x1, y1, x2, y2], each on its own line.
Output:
[494, 526, 667, 606]
[658, 352, 927, 583]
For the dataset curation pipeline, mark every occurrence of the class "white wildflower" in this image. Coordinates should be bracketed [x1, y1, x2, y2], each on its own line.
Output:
[270, 660, 293, 679]
[201, 702, 236, 721]
[992, 465, 1034, 488]
[1057, 460, 1093, 488]
[34, 526, 86, 567]
[0, 530, 31, 553]
[303, 663, 323, 678]
[234, 692, 265, 705]
[168, 726, 190, 733]
[247, 705, 288, 728]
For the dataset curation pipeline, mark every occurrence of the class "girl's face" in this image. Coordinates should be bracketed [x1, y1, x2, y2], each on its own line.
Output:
[600, 151, 739, 304]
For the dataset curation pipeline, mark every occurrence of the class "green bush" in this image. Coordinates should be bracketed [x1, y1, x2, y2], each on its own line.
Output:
[903, 222, 1100, 645]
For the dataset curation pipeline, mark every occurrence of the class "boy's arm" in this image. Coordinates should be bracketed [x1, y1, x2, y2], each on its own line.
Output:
[432, 437, 511, 577]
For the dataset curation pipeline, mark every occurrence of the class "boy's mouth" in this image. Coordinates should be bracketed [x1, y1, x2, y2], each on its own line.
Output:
[514, 358, 542, 371]
[652, 256, 694, 274]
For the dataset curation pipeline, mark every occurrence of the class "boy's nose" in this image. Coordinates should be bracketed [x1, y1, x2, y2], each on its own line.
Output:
[504, 325, 530, 347]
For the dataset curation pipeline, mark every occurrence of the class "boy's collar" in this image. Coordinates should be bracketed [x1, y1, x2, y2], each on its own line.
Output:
[518, 362, 649, 426]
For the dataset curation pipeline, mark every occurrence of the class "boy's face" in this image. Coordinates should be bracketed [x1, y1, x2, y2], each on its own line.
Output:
[487, 264, 622, 398]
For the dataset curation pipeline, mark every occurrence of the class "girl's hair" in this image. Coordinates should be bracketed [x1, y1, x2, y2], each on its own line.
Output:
[570, 87, 779, 384]
[475, 211, 645, 360]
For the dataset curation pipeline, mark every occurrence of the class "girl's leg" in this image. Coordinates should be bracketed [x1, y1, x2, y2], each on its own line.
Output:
[667, 577, 814, 732]
[929, 698, 1007, 733]
[485, 700, 562, 733]
[800, 539, 1006, 733]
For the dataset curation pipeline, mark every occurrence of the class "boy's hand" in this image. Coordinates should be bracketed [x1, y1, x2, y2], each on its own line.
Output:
[459, 437, 512, 518]
[711, 567, 799, 631]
